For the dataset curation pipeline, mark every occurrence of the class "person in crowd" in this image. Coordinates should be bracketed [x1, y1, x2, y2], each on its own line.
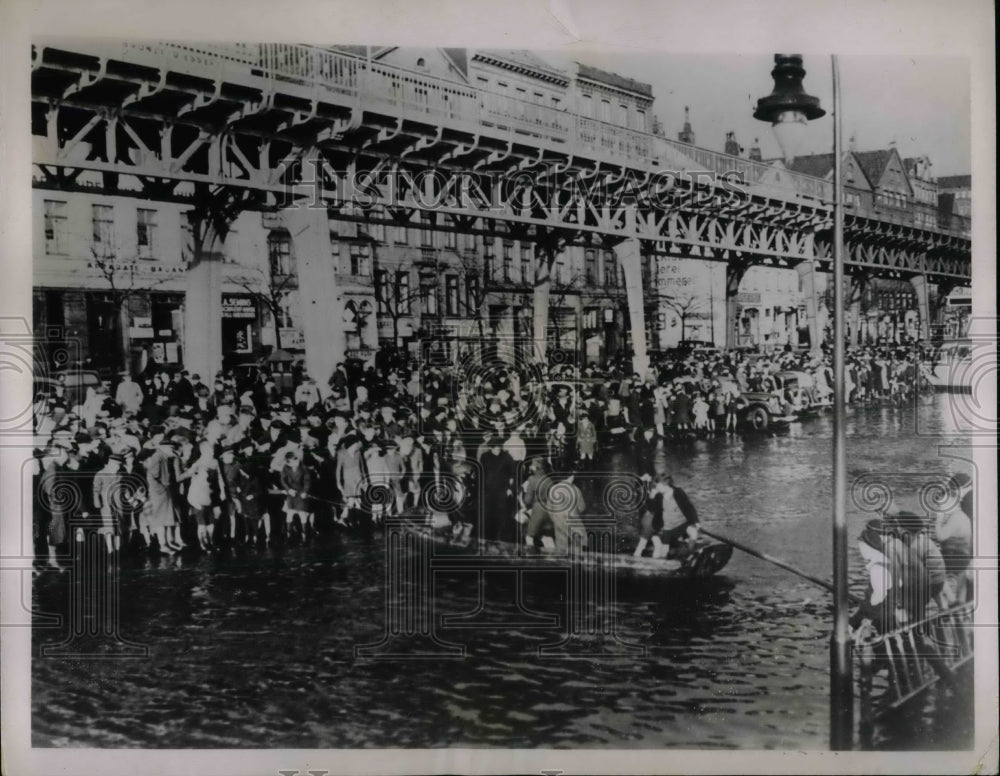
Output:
[281, 448, 314, 542]
[115, 371, 144, 416]
[633, 474, 700, 559]
[480, 435, 516, 542]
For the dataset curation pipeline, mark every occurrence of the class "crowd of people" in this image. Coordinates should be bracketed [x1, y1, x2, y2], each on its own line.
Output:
[30, 341, 953, 581]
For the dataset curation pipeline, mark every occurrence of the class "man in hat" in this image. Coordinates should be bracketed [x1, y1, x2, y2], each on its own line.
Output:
[480, 434, 516, 542]
[92, 452, 127, 553]
[634, 474, 700, 559]
[172, 370, 196, 408]
[937, 480, 973, 605]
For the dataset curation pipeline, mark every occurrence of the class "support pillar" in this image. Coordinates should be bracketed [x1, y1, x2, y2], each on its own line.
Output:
[796, 260, 821, 352]
[283, 204, 344, 389]
[909, 274, 930, 342]
[613, 238, 649, 378]
[532, 258, 551, 365]
[848, 275, 868, 348]
[183, 223, 225, 383]
[724, 261, 749, 350]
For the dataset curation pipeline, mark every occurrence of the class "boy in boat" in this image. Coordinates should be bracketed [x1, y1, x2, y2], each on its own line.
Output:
[633, 474, 700, 559]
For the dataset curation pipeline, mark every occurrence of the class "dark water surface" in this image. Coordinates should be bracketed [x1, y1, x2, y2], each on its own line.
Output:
[31, 395, 974, 749]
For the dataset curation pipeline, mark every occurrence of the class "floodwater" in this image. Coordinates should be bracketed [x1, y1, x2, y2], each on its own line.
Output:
[31, 394, 975, 749]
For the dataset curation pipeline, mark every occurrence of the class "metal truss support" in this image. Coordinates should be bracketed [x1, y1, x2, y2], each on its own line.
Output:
[724, 258, 753, 350]
[796, 261, 821, 351]
[909, 273, 931, 342]
[283, 201, 344, 390]
[183, 185, 260, 381]
[848, 274, 869, 347]
[614, 237, 649, 378]
[532, 249, 553, 364]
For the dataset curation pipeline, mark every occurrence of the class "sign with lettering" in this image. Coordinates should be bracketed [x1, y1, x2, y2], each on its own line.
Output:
[279, 328, 305, 349]
[222, 295, 256, 319]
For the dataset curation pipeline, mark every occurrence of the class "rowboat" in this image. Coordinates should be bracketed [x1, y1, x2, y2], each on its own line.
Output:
[396, 517, 734, 581]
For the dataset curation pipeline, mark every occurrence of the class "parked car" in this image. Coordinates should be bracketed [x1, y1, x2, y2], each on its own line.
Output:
[735, 389, 795, 431]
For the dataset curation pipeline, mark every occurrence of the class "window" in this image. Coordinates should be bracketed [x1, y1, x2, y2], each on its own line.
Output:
[393, 224, 408, 244]
[364, 222, 385, 242]
[585, 249, 597, 284]
[600, 99, 611, 122]
[396, 271, 411, 315]
[375, 270, 389, 315]
[555, 255, 567, 285]
[445, 229, 456, 249]
[44, 200, 68, 255]
[520, 244, 532, 283]
[581, 94, 592, 117]
[502, 241, 513, 281]
[136, 208, 157, 258]
[416, 57, 426, 68]
[465, 275, 480, 311]
[330, 234, 340, 261]
[445, 275, 459, 316]
[420, 212, 434, 246]
[268, 232, 295, 276]
[92, 204, 114, 250]
[636, 110, 646, 132]
[603, 250, 617, 286]
[477, 76, 489, 86]
[619, 104, 629, 126]
[349, 243, 371, 277]
[420, 271, 438, 316]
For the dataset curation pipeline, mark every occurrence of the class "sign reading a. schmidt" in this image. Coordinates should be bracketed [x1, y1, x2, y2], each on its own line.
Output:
[221, 295, 256, 319]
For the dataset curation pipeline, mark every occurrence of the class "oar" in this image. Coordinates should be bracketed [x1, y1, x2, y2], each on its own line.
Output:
[699, 526, 863, 604]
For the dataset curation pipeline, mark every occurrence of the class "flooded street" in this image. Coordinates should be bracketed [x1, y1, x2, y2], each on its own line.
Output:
[31, 395, 974, 749]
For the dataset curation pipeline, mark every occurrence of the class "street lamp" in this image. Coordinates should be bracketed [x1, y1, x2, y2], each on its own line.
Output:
[756, 54, 852, 750]
[754, 55, 826, 164]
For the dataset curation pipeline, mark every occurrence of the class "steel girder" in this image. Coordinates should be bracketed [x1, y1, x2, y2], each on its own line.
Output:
[31, 43, 971, 283]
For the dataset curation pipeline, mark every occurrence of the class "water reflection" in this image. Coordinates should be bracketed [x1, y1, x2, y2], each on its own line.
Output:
[32, 397, 972, 749]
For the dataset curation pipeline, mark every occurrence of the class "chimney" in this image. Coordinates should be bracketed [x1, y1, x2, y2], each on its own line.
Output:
[724, 131, 741, 157]
[678, 106, 695, 145]
[748, 138, 762, 162]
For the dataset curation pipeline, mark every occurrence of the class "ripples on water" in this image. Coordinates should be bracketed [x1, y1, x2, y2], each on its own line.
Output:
[31, 396, 973, 749]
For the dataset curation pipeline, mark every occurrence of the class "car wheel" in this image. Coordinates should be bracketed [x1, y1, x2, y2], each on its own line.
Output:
[748, 406, 769, 430]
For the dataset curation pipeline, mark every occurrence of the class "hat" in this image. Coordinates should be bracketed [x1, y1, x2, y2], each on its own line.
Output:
[886, 510, 930, 533]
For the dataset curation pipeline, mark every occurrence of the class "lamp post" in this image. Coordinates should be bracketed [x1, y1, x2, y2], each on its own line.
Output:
[756, 53, 852, 750]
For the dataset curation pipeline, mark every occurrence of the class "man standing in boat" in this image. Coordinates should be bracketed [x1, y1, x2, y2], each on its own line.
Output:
[633, 474, 700, 559]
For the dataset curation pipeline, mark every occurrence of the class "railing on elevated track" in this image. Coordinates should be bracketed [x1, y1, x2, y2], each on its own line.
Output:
[853, 600, 974, 747]
[53, 41, 972, 239]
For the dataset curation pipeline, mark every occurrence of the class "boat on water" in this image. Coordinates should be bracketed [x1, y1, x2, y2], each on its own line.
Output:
[397, 517, 734, 581]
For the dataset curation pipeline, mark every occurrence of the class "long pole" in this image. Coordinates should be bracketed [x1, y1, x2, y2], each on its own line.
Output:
[829, 54, 853, 751]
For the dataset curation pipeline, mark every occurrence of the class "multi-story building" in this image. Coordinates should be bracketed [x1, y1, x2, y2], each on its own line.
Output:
[937, 174, 972, 218]
[31, 45, 971, 377]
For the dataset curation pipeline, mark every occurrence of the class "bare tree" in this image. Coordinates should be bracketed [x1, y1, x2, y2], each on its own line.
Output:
[231, 266, 297, 352]
[89, 243, 172, 370]
[451, 249, 493, 340]
[373, 261, 425, 347]
[663, 291, 705, 342]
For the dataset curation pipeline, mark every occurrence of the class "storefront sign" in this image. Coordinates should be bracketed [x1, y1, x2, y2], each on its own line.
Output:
[222, 295, 256, 319]
[279, 328, 305, 349]
[128, 326, 154, 339]
[132, 316, 152, 328]
[737, 292, 761, 304]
